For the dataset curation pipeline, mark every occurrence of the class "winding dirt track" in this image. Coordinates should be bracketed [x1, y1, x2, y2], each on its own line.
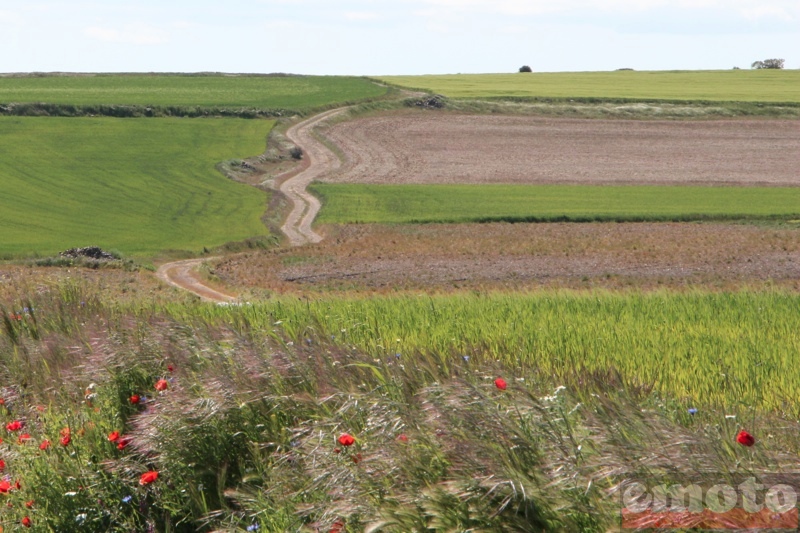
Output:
[155, 258, 237, 303]
[156, 109, 344, 301]
[280, 108, 346, 246]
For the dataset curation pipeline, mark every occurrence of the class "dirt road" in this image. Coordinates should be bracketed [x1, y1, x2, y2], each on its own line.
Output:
[279, 108, 346, 245]
[157, 108, 345, 301]
[155, 258, 237, 303]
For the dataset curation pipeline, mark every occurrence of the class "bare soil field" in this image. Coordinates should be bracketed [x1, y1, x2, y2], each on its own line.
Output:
[323, 113, 800, 186]
[214, 222, 800, 293]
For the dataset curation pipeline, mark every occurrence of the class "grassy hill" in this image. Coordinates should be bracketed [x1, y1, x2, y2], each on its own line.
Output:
[0, 117, 272, 257]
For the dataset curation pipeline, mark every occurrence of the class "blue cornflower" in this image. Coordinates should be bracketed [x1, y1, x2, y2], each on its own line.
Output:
[247, 524, 260, 531]
[688, 408, 698, 415]
[122, 495, 132, 503]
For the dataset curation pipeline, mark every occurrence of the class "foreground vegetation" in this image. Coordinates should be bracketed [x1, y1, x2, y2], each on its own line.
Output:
[311, 183, 800, 224]
[0, 74, 387, 115]
[1, 281, 799, 531]
[380, 70, 800, 103]
[0, 117, 271, 257]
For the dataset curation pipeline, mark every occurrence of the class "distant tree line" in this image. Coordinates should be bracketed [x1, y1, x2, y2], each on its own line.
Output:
[751, 59, 785, 69]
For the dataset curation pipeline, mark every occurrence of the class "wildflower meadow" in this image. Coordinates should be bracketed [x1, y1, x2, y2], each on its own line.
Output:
[1, 281, 800, 531]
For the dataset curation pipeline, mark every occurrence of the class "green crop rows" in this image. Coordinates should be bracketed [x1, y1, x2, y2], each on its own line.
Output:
[310, 183, 800, 224]
[0, 117, 272, 257]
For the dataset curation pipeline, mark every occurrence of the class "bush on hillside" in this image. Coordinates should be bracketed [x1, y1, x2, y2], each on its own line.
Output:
[751, 59, 785, 69]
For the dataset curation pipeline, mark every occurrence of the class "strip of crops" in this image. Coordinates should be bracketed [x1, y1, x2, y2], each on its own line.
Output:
[310, 183, 800, 224]
[0, 74, 386, 110]
[168, 290, 800, 414]
[380, 70, 800, 103]
[0, 117, 271, 257]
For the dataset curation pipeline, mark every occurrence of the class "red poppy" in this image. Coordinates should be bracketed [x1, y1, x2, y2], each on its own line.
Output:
[129, 395, 140, 405]
[398, 434, 409, 443]
[18, 433, 31, 444]
[117, 436, 132, 450]
[494, 378, 507, 390]
[60, 434, 71, 446]
[15, 480, 21, 490]
[737, 430, 755, 447]
[338, 433, 355, 447]
[329, 519, 345, 533]
[22, 516, 31, 528]
[155, 379, 168, 391]
[0, 459, 4, 470]
[0, 480, 10, 493]
[25, 500, 34, 509]
[39, 439, 50, 450]
[139, 471, 158, 486]
[60, 427, 70, 437]
[167, 364, 175, 373]
[108, 431, 120, 442]
[6, 420, 23, 431]
[0, 398, 5, 405]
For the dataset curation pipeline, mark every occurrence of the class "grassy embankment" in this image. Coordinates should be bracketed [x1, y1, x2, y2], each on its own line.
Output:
[1, 283, 800, 531]
[310, 183, 800, 224]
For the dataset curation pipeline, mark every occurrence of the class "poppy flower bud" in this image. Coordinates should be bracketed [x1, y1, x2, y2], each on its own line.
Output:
[736, 430, 755, 447]
[494, 378, 507, 390]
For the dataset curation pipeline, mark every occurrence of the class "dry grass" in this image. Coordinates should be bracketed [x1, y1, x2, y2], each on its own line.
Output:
[214, 222, 800, 294]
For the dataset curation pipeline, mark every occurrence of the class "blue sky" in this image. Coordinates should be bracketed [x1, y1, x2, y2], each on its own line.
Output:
[1, 0, 797, 74]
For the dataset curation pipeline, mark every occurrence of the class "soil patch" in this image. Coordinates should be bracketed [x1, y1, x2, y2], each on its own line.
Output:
[324, 114, 800, 186]
[215, 222, 800, 293]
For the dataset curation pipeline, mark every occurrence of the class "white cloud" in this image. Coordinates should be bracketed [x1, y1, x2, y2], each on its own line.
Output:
[344, 11, 381, 20]
[84, 25, 168, 45]
[406, 0, 799, 19]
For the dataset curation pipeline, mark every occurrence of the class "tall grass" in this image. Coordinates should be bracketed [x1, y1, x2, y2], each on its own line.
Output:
[174, 291, 800, 414]
[2, 282, 800, 530]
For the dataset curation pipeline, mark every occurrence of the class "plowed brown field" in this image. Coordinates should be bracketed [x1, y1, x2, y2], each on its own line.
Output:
[324, 113, 800, 186]
[215, 222, 800, 293]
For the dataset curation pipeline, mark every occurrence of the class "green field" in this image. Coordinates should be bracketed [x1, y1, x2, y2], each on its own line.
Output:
[0, 117, 272, 257]
[178, 289, 800, 412]
[311, 183, 800, 224]
[380, 70, 800, 102]
[0, 74, 386, 109]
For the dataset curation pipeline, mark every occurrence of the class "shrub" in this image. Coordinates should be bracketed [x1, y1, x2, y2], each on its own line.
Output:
[518, 65, 532, 73]
[751, 59, 785, 69]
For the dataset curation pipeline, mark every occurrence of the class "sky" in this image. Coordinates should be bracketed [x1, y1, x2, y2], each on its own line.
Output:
[1, 0, 797, 75]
